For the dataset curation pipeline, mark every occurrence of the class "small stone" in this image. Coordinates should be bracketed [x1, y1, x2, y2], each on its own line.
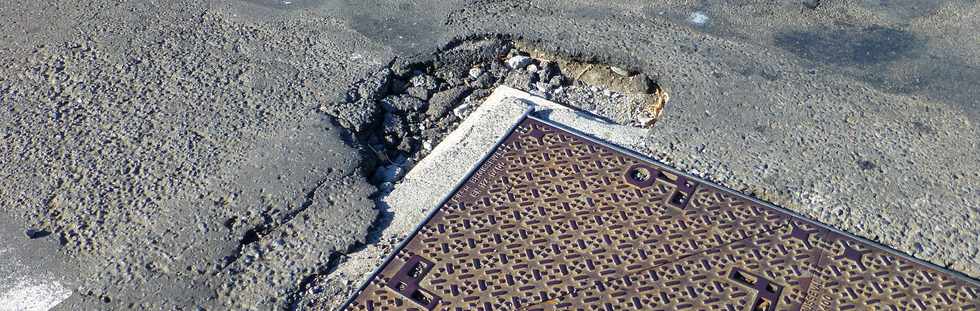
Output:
[422, 128, 438, 141]
[373, 164, 405, 183]
[468, 67, 484, 79]
[423, 140, 433, 150]
[382, 113, 405, 146]
[25, 228, 51, 239]
[549, 75, 566, 87]
[857, 160, 877, 170]
[610, 66, 632, 76]
[506, 56, 532, 69]
[453, 103, 472, 119]
[539, 61, 559, 80]
[526, 64, 539, 73]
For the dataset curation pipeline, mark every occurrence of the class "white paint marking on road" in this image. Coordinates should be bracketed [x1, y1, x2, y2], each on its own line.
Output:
[0, 278, 72, 311]
[0, 247, 73, 311]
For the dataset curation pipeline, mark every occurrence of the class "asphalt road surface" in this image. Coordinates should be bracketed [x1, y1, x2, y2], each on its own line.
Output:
[1, 0, 978, 310]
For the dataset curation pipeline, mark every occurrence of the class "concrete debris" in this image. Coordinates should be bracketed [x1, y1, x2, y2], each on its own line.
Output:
[426, 86, 471, 118]
[452, 103, 473, 119]
[539, 60, 559, 81]
[610, 66, 632, 76]
[526, 63, 539, 73]
[320, 98, 378, 133]
[506, 55, 532, 69]
[534, 81, 552, 93]
[353, 68, 393, 102]
[409, 74, 439, 92]
[380, 94, 426, 113]
[468, 67, 483, 79]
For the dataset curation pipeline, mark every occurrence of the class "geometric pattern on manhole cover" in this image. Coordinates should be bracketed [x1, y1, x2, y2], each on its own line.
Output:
[346, 116, 980, 310]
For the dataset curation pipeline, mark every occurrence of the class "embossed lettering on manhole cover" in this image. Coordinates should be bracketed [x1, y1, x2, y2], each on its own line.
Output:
[345, 117, 980, 310]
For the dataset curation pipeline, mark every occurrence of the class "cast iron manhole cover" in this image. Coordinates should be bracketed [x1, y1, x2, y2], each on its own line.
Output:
[345, 116, 979, 310]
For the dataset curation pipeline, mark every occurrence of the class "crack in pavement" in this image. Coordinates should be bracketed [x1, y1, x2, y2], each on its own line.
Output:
[217, 170, 356, 274]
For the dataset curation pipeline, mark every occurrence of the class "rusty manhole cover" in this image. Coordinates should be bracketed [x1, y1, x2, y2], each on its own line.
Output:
[345, 117, 980, 310]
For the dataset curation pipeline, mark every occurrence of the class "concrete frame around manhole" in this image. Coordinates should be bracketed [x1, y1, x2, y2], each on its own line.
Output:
[321, 86, 651, 307]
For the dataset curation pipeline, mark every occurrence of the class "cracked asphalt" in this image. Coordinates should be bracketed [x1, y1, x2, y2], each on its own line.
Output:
[1, 0, 978, 310]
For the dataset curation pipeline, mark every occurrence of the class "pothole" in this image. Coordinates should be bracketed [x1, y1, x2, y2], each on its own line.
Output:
[298, 37, 670, 309]
[321, 37, 668, 197]
[290, 37, 668, 307]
